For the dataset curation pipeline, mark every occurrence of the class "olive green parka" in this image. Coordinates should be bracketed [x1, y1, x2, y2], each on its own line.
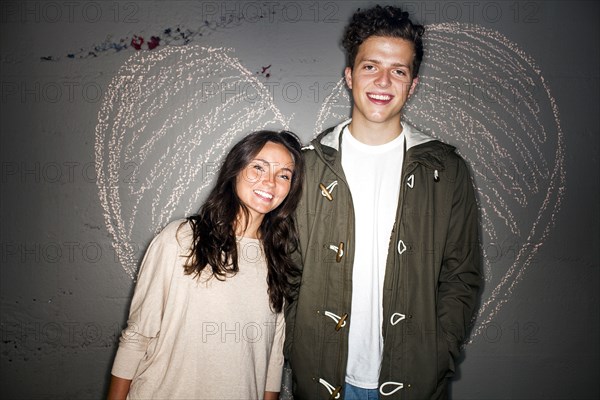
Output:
[285, 120, 482, 400]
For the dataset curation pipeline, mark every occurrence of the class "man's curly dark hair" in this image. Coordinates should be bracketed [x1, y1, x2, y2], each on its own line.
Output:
[342, 5, 425, 78]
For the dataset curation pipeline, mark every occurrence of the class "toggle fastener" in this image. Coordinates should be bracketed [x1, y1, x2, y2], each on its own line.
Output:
[319, 181, 338, 201]
[329, 242, 344, 262]
[324, 311, 348, 331]
[335, 313, 348, 331]
[318, 378, 342, 400]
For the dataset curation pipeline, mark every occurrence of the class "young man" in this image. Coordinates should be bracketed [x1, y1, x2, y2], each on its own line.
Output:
[285, 6, 481, 400]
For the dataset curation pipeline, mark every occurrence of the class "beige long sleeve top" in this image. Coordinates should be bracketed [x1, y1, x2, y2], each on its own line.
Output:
[111, 220, 285, 399]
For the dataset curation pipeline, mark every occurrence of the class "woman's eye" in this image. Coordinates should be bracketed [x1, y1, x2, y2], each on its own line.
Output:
[253, 164, 265, 171]
[279, 174, 291, 181]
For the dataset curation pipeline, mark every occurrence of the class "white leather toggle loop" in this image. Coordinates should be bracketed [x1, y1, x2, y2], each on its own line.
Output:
[397, 240, 407, 255]
[329, 244, 344, 257]
[379, 381, 404, 396]
[319, 378, 341, 399]
[390, 313, 406, 326]
[324, 311, 347, 328]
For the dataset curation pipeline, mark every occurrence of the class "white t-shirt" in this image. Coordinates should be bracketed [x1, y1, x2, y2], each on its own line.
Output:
[341, 126, 404, 389]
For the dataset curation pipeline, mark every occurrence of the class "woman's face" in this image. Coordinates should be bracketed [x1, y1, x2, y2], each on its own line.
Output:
[235, 141, 295, 224]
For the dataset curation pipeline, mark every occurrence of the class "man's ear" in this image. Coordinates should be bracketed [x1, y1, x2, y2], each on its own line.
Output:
[344, 67, 353, 89]
[408, 76, 419, 96]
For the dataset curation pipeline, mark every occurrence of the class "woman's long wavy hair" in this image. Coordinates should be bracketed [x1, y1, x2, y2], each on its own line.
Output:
[181, 130, 304, 312]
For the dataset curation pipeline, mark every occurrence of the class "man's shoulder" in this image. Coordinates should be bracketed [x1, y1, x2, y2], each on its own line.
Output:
[306, 120, 350, 152]
[300, 123, 340, 159]
[301, 144, 325, 173]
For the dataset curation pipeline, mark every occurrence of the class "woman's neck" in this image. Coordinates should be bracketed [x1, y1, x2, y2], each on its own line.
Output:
[235, 213, 263, 239]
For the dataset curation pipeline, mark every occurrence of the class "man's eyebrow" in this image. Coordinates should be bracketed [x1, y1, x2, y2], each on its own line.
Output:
[360, 58, 411, 69]
[360, 58, 382, 65]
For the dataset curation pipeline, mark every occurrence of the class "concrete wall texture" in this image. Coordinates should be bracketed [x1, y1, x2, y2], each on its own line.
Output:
[1, 1, 598, 399]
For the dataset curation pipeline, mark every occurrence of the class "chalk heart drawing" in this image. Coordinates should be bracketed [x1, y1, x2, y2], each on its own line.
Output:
[95, 24, 565, 342]
[95, 45, 290, 280]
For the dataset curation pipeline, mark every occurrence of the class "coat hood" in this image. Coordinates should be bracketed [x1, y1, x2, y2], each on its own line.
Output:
[307, 119, 456, 171]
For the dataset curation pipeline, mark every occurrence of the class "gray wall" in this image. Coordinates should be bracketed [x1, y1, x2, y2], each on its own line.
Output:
[1, 1, 598, 399]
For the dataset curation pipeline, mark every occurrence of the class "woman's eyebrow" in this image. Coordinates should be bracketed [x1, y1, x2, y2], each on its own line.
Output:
[252, 158, 294, 172]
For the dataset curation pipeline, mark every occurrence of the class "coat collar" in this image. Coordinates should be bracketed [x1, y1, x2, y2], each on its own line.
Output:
[315, 119, 436, 151]
[310, 119, 455, 170]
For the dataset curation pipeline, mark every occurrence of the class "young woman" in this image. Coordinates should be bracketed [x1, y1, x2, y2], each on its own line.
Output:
[107, 130, 304, 400]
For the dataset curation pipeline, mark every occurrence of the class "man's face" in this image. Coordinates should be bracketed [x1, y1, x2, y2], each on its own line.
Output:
[345, 36, 418, 129]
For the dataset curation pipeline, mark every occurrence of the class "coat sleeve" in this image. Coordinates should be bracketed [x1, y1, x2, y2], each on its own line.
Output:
[437, 158, 482, 360]
[283, 152, 311, 359]
[111, 222, 181, 379]
[283, 203, 305, 360]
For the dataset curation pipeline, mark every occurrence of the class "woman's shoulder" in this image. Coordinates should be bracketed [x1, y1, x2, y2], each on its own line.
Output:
[154, 219, 194, 252]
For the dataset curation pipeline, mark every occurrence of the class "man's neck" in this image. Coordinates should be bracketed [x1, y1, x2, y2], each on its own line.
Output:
[347, 116, 404, 146]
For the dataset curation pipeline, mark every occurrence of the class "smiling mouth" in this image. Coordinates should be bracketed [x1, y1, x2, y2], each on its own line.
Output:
[254, 189, 274, 200]
[367, 93, 394, 103]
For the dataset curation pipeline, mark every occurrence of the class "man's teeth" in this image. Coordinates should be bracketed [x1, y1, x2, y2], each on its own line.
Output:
[254, 190, 273, 199]
[369, 94, 392, 101]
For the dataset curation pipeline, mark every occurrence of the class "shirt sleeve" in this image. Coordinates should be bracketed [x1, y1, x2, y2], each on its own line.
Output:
[111, 221, 183, 379]
[265, 310, 286, 392]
